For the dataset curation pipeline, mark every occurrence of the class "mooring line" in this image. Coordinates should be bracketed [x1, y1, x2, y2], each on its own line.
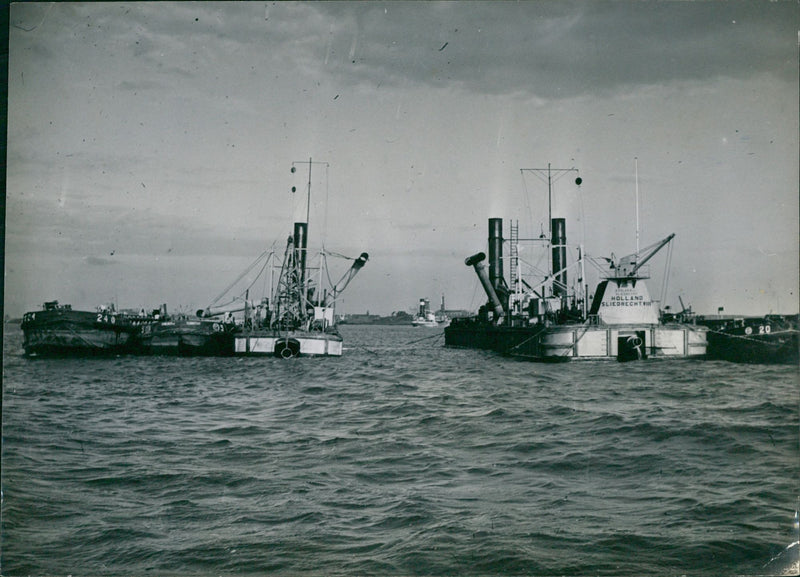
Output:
[405, 331, 445, 346]
[353, 344, 380, 356]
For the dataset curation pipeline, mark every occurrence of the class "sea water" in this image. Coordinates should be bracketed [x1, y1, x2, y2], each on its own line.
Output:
[2, 324, 798, 576]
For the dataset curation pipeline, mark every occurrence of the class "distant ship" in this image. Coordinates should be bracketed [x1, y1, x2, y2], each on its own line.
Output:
[411, 298, 439, 327]
[444, 164, 707, 361]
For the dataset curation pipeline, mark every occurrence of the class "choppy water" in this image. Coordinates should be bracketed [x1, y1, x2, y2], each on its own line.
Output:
[2, 324, 798, 576]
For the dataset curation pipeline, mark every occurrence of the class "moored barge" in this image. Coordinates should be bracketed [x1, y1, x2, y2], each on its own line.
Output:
[21, 301, 158, 356]
[697, 314, 798, 364]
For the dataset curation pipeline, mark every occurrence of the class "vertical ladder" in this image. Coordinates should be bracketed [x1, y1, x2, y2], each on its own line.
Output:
[509, 220, 520, 305]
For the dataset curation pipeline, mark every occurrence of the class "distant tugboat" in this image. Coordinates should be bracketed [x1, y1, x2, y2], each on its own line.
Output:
[21, 301, 158, 356]
[411, 298, 439, 327]
[445, 164, 707, 361]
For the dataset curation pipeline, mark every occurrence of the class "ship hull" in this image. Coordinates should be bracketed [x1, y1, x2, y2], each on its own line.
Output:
[444, 321, 548, 355]
[706, 331, 798, 364]
[530, 323, 707, 361]
[699, 316, 799, 364]
[21, 308, 152, 356]
[445, 320, 707, 361]
[137, 319, 236, 356]
[234, 330, 343, 357]
[22, 327, 134, 356]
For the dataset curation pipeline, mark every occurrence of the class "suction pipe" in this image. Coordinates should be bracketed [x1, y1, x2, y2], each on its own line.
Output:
[465, 252, 505, 323]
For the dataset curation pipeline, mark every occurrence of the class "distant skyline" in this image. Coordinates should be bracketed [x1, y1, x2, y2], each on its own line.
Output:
[6, 1, 799, 318]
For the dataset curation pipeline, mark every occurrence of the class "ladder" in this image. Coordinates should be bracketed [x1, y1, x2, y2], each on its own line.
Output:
[509, 220, 520, 299]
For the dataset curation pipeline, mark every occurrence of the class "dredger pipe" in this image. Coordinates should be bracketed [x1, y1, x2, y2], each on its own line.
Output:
[551, 218, 567, 297]
[488, 218, 504, 291]
[465, 252, 505, 323]
[293, 222, 308, 290]
[333, 252, 369, 294]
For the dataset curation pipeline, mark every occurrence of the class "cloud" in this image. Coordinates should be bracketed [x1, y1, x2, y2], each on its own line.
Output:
[293, 2, 797, 99]
[6, 2, 797, 317]
[84, 256, 117, 266]
[12, 2, 795, 103]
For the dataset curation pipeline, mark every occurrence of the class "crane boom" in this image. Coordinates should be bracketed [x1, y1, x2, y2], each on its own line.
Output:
[616, 233, 675, 277]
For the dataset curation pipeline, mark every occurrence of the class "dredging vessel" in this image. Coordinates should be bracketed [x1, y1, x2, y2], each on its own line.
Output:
[444, 165, 707, 361]
[196, 159, 369, 357]
[219, 221, 369, 357]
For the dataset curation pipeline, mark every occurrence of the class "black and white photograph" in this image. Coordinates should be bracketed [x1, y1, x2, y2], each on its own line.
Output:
[2, 1, 798, 575]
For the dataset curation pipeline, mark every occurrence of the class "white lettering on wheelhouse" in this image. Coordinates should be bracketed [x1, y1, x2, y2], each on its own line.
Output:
[597, 280, 659, 325]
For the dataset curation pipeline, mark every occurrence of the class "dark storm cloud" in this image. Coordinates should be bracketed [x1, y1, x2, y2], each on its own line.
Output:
[308, 1, 797, 98]
[20, 2, 791, 101]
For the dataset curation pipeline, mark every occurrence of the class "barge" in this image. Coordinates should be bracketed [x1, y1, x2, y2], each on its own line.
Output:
[21, 301, 158, 356]
[697, 314, 798, 364]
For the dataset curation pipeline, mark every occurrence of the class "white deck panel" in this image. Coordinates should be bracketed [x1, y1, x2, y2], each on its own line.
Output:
[234, 333, 343, 356]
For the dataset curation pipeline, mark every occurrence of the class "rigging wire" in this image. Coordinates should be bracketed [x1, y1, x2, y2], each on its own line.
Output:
[323, 252, 336, 294]
[261, 251, 274, 304]
[520, 171, 537, 240]
[324, 163, 330, 246]
[242, 253, 272, 297]
[325, 249, 358, 261]
[207, 248, 272, 308]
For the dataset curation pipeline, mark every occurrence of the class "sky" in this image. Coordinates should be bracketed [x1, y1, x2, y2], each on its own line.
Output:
[5, 1, 799, 318]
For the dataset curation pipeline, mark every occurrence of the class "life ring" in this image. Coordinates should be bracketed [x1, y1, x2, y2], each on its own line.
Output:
[625, 335, 643, 360]
[274, 339, 300, 358]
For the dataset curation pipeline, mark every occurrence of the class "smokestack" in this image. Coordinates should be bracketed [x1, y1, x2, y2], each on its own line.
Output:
[293, 222, 308, 288]
[488, 218, 504, 290]
[551, 218, 567, 297]
[465, 252, 505, 323]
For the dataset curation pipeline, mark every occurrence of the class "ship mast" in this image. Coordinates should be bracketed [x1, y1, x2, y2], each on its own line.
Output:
[289, 158, 329, 319]
[635, 157, 640, 256]
[520, 164, 581, 296]
[291, 157, 330, 233]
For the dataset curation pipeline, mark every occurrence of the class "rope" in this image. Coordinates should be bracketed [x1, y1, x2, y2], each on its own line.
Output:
[351, 343, 380, 356]
[66, 324, 109, 350]
[405, 331, 445, 346]
[505, 331, 540, 354]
